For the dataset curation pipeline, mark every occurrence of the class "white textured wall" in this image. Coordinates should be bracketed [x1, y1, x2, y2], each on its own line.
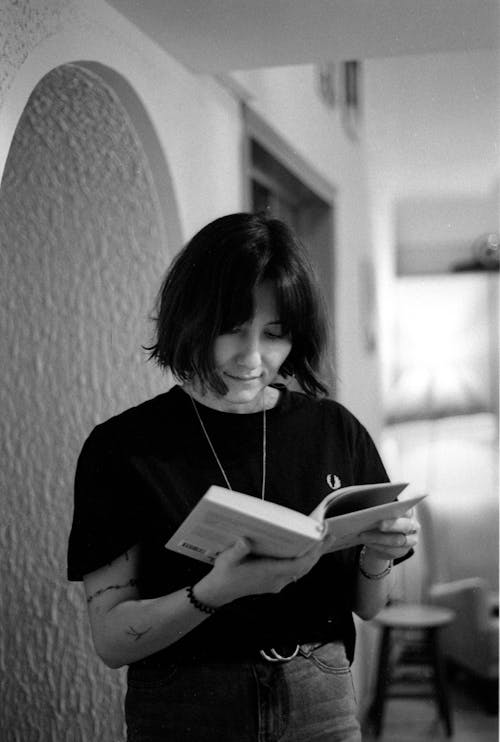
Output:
[0, 2, 383, 739]
[0, 62, 173, 742]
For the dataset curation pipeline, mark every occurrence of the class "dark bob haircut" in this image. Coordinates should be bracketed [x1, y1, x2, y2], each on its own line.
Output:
[148, 212, 330, 397]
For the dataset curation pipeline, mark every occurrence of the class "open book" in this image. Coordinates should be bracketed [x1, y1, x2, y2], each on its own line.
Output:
[165, 482, 425, 565]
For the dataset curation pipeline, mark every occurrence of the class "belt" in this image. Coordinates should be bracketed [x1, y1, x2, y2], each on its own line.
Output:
[129, 641, 328, 673]
[259, 641, 324, 663]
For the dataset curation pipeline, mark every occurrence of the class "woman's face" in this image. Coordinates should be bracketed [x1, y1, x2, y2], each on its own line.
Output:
[210, 281, 292, 412]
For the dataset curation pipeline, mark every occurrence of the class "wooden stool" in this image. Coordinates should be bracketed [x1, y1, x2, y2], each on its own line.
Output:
[368, 604, 455, 737]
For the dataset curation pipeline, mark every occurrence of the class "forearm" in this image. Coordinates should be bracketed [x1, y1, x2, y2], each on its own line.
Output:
[353, 548, 394, 620]
[353, 508, 419, 619]
[96, 585, 215, 669]
[87, 538, 323, 669]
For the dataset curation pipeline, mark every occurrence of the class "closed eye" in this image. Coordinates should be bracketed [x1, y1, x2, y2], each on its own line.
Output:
[265, 330, 287, 339]
[227, 326, 242, 334]
[265, 322, 288, 339]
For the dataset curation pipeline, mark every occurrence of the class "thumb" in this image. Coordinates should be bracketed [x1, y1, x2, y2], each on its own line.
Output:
[223, 537, 251, 560]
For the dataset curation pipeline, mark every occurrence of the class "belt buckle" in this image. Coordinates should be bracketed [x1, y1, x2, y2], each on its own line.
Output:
[259, 644, 300, 663]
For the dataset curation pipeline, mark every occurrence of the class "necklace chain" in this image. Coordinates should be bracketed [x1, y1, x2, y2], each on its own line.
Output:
[189, 395, 267, 500]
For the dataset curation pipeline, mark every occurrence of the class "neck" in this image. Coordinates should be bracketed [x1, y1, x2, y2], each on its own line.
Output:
[188, 385, 268, 499]
[181, 383, 280, 414]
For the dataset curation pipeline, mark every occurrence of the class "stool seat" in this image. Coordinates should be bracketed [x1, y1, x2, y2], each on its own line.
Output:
[376, 604, 454, 629]
[368, 602, 456, 737]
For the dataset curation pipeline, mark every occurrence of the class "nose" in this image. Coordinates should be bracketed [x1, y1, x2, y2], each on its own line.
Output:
[235, 334, 262, 369]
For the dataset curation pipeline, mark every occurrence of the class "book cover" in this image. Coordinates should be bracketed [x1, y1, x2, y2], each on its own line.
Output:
[165, 482, 424, 565]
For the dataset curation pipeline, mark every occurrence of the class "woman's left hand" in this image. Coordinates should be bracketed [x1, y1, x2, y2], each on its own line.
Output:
[359, 507, 420, 561]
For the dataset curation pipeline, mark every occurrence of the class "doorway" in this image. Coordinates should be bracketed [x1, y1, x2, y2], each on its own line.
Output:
[243, 107, 336, 384]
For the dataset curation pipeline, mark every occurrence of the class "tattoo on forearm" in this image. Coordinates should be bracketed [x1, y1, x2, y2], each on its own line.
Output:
[126, 625, 152, 641]
[87, 578, 139, 604]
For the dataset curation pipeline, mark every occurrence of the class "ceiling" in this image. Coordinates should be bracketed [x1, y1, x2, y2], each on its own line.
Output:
[106, 0, 500, 73]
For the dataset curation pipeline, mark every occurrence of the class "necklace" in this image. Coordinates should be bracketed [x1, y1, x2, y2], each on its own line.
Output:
[189, 394, 267, 500]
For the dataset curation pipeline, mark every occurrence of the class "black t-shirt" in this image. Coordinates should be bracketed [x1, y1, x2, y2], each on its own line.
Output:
[67, 385, 389, 666]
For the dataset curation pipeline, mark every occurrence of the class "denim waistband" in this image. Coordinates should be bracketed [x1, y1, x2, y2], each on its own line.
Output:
[128, 640, 336, 679]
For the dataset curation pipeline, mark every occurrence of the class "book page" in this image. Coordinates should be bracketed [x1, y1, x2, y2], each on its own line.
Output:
[165, 484, 423, 565]
[309, 481, 409, 521]
[320, 493, 426, 553]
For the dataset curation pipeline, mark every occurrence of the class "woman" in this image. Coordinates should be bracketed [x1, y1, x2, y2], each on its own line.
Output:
[68, 212, 419, 742]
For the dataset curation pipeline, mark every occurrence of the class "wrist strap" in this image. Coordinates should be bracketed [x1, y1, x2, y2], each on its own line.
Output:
[186, 584, 217, 614]
[358, 546, 393, 580]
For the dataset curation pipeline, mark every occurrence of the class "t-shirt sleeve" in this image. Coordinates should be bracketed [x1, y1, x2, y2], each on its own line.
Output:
[345, 408, 413, 565]
[67, 426, 146, 581]
[349, 415, 389, 485]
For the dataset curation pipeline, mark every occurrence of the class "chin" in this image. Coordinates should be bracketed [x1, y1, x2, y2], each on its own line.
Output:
[226, 389, 262, 403]
[224, 383, 266, 404]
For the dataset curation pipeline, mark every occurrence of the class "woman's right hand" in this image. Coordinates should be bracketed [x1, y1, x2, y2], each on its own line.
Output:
[194, 538, 323, 607]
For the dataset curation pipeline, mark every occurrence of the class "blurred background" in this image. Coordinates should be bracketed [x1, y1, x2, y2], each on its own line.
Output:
[0, 2, 498, 740]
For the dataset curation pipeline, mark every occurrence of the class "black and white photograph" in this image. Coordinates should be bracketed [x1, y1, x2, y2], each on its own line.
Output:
[1, 2, 498, 740]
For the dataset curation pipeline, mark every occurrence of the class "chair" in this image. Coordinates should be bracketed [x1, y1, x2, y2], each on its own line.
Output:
[367, 602, 455, 737]
[428, 577, 498, 710]
[418, 499, 499, 708]
[367, 497, 498, 735]
[366, 498, 458, 736]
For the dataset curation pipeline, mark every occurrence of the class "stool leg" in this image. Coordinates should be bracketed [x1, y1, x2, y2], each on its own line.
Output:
[370, 626, 392, 737]
[428, 628, 453, 737]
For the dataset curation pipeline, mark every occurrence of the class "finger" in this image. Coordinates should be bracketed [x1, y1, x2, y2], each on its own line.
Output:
[362, 535, 417, 561]
[366, 546, 408, 561]
[302, 542, 324, 565]
[380, 506, 414, 526]
[378, 516, 420, 534]
[322, 531, 337, 550]
[219, 537, 251, 563]
[282, 544, 322, 581]
[361, 531, 418, 549]
[305, 542, 325, 560]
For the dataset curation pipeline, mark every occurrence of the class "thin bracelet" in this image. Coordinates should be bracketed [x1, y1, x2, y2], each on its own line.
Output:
[186, 584, 217, 615]
[358, 546, 393, 580]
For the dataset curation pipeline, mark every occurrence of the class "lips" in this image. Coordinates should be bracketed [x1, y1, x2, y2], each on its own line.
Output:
[224, 373, 261, 381]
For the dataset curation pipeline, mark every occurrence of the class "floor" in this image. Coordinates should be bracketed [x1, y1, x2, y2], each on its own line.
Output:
[361, 674, 498, 742]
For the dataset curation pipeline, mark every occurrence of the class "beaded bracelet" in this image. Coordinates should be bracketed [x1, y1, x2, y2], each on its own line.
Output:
[358, 546, 393, 580]
[186, 584, 217, 615]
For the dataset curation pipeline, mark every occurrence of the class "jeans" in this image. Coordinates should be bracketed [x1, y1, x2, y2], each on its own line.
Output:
[125, 641, 361, 742]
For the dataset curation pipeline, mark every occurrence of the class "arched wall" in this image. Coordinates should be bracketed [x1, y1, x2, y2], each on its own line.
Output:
[0, 5, 245, 240]
[0, 9, 253, 739]
[0, 61, 180, 741]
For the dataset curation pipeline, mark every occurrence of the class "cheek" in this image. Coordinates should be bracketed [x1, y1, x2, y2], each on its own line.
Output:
[270, 340, 292, 369]
[212, 337, 233, 367]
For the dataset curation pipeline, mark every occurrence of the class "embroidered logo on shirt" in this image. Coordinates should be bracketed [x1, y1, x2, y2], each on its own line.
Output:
[326, 473, 341, 491]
